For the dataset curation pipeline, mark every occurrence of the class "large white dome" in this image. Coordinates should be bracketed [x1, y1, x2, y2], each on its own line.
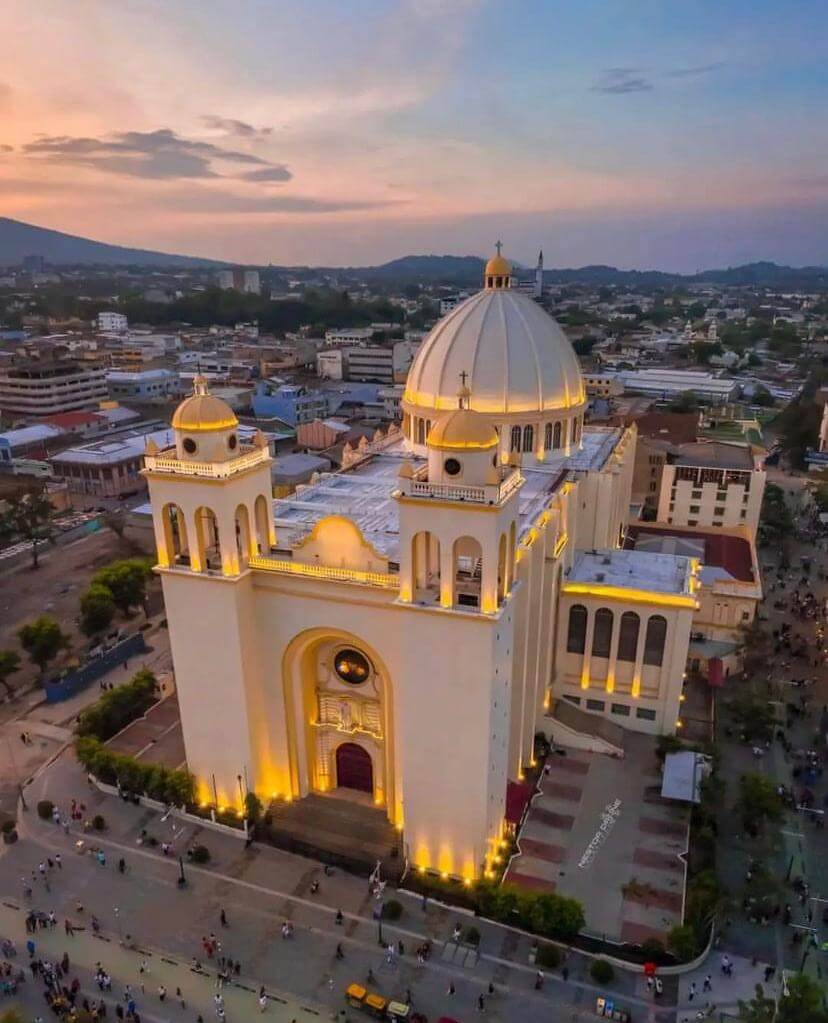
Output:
[404, 288, 585, 416]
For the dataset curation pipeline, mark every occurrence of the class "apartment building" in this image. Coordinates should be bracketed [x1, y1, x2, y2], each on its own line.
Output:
[50, 426, 172, 498]
[657, 442, 765, 538]
[0, 360, 109, 416]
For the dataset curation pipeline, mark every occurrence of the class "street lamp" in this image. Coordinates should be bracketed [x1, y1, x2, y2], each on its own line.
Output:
[373, 903, 384, 946]
[178, 855, 187, 888]
[237, 774, 245, 815]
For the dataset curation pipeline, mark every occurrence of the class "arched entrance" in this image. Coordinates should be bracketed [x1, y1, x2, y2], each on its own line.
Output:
[335, 743, 373, 794]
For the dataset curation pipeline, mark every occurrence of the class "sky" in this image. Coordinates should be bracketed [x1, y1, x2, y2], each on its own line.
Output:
[0, 0, 826, 271]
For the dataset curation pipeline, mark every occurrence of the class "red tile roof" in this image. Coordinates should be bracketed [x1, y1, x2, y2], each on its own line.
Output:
[42, 410, 103, 429]
[627, 524, 754, 583]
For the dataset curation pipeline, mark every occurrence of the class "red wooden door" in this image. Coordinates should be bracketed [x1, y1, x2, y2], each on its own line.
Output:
[335, 743, 373, 793]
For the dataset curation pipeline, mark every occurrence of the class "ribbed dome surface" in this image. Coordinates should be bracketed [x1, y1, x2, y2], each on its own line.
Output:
[172, 393, 238, 432]
[404, 288, 585, 416]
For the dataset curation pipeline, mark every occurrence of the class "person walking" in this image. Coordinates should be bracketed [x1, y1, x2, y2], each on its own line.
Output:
[220, 908, 228, 927]
[447, 981, 456, 996]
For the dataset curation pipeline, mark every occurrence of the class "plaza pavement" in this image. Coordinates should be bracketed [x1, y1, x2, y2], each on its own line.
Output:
[506, 735, 689, 945]
[0, 746, 678, 1023]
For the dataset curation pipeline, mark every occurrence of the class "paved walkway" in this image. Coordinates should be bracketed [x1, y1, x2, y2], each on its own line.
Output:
[0, 747, 669, 1023]
[507, 735, 689, 945]
[675, 953, 782, 1022]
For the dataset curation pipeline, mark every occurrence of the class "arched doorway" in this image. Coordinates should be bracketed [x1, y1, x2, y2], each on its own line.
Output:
[335, 742, 373, 794]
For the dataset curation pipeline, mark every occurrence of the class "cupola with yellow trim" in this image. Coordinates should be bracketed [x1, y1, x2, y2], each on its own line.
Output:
[171, 375, 240, 463]
[425, 377, 501, 486]
[484, 240, 511, 290]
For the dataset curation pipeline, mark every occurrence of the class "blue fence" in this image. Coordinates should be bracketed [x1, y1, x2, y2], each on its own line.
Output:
[44, 632, 148, 703]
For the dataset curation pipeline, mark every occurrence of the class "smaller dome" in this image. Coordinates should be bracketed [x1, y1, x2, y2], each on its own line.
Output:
[172, 376, 238, 433]
[484, 254, 511, 278]
[427, 408, 499, 451]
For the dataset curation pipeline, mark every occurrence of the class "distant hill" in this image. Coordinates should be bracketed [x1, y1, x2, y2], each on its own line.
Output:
[354, 255, 828, 289]
[0, 217, 225, 269]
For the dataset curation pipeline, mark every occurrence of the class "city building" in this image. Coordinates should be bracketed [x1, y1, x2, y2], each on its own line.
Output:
[252, 382, 332, 426]
[629, 412, 700, 512]
[346, 346, 395, 383]
[0, 360, 109, 416]
[97, 311, 128, 333]
[324, 328, 375, 347]
[106, 369, 178, 402]
[583, 372, 623, 400]
[142, 251, 697, 882]
[0, 423, 63, 464]
[657, 442, 766, 538]
[216, 268, 261, 294]
[616, 368, 739, 403]
[316, 349, 345, 381]
[51, 425, 172, 498]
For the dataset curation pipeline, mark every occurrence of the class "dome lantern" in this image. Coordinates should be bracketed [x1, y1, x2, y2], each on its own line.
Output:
[484, 240, 512, 290]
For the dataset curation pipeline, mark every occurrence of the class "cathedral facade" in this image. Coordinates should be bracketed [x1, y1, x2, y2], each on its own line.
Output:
[143, 251, 697, 882]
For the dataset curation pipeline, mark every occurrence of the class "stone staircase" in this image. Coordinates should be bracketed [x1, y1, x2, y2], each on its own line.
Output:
[264, 792, 403, 880]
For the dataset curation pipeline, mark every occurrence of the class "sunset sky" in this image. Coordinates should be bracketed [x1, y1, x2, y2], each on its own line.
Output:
[1, 0, 825, 270]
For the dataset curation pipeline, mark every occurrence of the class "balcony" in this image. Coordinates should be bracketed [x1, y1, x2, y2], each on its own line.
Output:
[249, 553, 399, 590]
[397, 467, 522, 506]
[143, 445, 269, 479]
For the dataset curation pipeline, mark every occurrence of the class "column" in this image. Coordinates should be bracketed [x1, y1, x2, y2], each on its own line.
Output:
[440, 544, 455, 608]
[631, 613, 647, 698]
[605, 612, 621, 694]
[580, 609, 595, 690]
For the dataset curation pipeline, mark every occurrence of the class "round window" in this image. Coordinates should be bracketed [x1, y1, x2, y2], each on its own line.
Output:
[228, 434, 238, 450]
[444, 457, 461, 477]
[333, 648, 371, 685]
[182, 437, 197, 454]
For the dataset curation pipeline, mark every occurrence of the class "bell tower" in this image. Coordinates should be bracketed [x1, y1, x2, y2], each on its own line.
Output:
[142, 378, 276, 809]
[396, 378, 522, 614]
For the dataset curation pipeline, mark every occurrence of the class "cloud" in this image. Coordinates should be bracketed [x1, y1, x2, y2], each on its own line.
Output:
[242, 166, 292, 182]
[591, 68, 653, 94]
[0, 144, 12, 153]
[201, 115, 273, 138]
[21, 128, 292, 181]
[664, 62, 724, 78]
[156, 188, 401, 215]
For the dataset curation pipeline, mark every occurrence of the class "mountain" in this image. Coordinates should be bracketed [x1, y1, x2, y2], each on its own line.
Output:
[358, 254, 486, 284]
[0, 217, 226, 269]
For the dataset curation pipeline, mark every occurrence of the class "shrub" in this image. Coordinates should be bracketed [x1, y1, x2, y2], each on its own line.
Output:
[535, 943, 561, 969]
[92, 814, 106, 831]
[640, 937, 666, 960]
[190, 844, 210, 864]
[92, 558, 153, 615]
[76, 736, 195, 806]
[37, 799, 54, 821]
[464, 925, 480, 946]
[667, 924, 698, 963]
[76, 669, 157, 741]
[382, 899, 403, 921]
[590, 959, 614, 984]
[244, 791, 263, 824]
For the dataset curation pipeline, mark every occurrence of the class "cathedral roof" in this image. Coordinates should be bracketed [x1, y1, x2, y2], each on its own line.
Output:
[403, 286, 585, 417]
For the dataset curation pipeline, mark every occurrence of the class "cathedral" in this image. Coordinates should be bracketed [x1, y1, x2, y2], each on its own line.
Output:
[143, 249, 698, 882]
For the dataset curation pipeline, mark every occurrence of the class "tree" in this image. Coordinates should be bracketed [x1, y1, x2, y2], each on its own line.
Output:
[668, 390, 699, 413]
[760, 483, 793, 540]
[2, 488, 54, 568]
[17, 615, 70, 677]
[92, 558, 153, 615]
[0, 649, 21, 697]
[752, 385, 774, 407]
[777, 973, 828, 1023]
[79, 584, 117, 637]
[736, 772, 784, 836]
[737, 984, 776, 1023]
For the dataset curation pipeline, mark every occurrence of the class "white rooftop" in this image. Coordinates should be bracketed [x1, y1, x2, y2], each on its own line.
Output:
[566, 548, 693, 596]
[273, 427, 625, 564]
[0, 424, 63, 447]
[50, 428, 173, 467]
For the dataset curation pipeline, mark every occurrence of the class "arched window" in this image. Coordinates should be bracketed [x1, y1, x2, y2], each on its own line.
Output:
[643, 615, 667, 666]
[566, 604, 587, 654]
[510, 425, 521, 452]
[592, 608, 613, 658]
[416, 418, 425, 445]
[522, 425, 534, 453]
[617, 611, 640, 662]
[553, 421, 562, 449]
[544, 423, 553, 451]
